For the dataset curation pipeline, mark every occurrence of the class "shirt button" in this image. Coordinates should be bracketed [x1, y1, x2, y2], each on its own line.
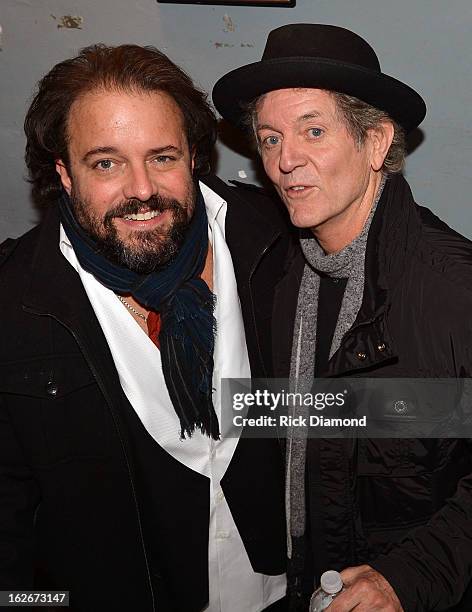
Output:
[45, 382, 59, 396]
[356, 352, 367, 361]
[377, 342, 387, 352]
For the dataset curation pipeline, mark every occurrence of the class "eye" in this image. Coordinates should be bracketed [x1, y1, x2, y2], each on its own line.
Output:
[93, 159, 115, 171]
[308, 127, 324, 138]
[261, 135, 281, 148]
[151, 155, 178, 167]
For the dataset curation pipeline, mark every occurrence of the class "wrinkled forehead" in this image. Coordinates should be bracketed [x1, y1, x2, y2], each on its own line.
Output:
[253, 88, 340, 132]
[255, 87, 337, 110]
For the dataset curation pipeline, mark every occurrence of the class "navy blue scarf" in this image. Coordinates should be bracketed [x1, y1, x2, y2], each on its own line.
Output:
[59, 188, 219, 440]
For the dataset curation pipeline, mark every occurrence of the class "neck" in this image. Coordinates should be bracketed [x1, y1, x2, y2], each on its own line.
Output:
[200, 242, 214, 292]
[313, 171, 383, 254]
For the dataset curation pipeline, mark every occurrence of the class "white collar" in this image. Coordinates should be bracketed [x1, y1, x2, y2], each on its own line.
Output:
[199, 180, 226, 227]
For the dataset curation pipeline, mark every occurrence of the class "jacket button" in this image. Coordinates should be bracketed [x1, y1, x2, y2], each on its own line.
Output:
[377, 342, 387, 352]
[356, 351, 367, 361]
[394, 400, 408, 414]
[46, 382, 59, 397]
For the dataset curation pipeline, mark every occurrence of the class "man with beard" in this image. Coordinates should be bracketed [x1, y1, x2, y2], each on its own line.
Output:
[0, 45, 288, 611]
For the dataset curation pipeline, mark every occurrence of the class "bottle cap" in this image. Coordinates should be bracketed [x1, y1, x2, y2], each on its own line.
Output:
[320, 570, 343, 594]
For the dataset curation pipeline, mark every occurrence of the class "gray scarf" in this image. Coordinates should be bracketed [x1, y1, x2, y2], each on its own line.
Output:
[286, 177, 386, 557]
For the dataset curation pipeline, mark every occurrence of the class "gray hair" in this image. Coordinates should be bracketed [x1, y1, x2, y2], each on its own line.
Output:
[243, 90, 406, 174]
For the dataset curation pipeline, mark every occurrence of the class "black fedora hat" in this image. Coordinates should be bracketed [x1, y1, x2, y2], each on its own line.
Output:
[212, 23, 426, 133]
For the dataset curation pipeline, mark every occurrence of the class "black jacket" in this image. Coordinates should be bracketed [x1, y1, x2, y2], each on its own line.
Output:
[272, 174, 472, 612]
[0, 175, 291, 611]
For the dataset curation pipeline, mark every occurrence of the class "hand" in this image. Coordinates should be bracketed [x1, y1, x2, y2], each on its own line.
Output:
[326, 565, 403, 611]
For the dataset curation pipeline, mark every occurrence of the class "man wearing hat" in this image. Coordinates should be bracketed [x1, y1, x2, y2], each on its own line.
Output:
[213, 24, 472, 612]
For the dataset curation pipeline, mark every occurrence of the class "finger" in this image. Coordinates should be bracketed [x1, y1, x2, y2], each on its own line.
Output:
[339, 565, 371, 586]
[326, 589, 361, 611]
[346, 605, 396, 612]
[328, 576, 394, 612]
[329, 596, 396, 612]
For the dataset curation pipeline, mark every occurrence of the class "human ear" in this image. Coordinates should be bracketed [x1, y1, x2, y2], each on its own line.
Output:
[55, 160, 72, 195]
[369, 121, 395, 172]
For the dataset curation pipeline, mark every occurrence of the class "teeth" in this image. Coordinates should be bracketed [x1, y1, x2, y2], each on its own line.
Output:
[290, 186, 305, 191]
[123, 210, 161, 221]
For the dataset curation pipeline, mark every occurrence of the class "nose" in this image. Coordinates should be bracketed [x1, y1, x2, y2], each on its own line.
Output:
[278, 136, 307, 174]
[123, 164, 155, 201]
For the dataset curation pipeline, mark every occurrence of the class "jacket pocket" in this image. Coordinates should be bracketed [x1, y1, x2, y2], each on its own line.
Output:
[0, 354, 113, 466]
[356, 438, 435, 544]
[0, 353, 95, 398]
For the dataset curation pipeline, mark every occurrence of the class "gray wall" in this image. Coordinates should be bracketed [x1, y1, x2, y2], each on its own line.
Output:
[0, 0, 471, 242]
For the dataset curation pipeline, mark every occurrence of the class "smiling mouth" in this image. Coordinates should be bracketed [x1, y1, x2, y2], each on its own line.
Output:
[121, 210, 163, 221]
[115, 209, 172, 232]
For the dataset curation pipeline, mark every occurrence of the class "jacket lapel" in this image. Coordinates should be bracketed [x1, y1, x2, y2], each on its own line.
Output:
[326, 175, 421, 375]
[201, 175, 282, 377]
[271, 245, 305, 378]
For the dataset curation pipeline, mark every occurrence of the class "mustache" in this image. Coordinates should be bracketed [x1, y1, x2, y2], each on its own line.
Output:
[104, 195, 188, 222]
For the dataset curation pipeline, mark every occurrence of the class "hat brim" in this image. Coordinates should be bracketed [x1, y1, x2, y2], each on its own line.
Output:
[212, 57, 426, 133]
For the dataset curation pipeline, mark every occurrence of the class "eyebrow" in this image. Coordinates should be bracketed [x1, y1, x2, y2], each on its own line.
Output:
[256, 110, 322, 133]
[82, 145, 182, 163]
[299, 111, 322, 121]
[82, 147, 119, 163]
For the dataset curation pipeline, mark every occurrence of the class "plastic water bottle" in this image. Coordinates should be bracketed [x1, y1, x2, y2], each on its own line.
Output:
[309, 570, 344, 611]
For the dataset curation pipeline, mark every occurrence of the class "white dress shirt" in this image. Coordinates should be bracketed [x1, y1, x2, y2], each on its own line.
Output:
[60, 181, 286, 611]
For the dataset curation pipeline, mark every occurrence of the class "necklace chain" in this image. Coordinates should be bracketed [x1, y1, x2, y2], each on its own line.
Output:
[117, 295, 148, 322]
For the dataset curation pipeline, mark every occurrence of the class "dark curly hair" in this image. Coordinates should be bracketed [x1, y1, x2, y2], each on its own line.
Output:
[24, 44, 217, 207]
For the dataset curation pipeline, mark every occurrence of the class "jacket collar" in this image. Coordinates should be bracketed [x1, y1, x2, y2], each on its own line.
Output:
[201, 174, 281, 282]
[354, 172, 422, 322]
[201, 174, 283, 377]
[23, 204, 94, 325]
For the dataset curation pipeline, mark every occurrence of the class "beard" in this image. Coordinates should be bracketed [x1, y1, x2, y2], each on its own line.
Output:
[70, 184, 196, 274]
